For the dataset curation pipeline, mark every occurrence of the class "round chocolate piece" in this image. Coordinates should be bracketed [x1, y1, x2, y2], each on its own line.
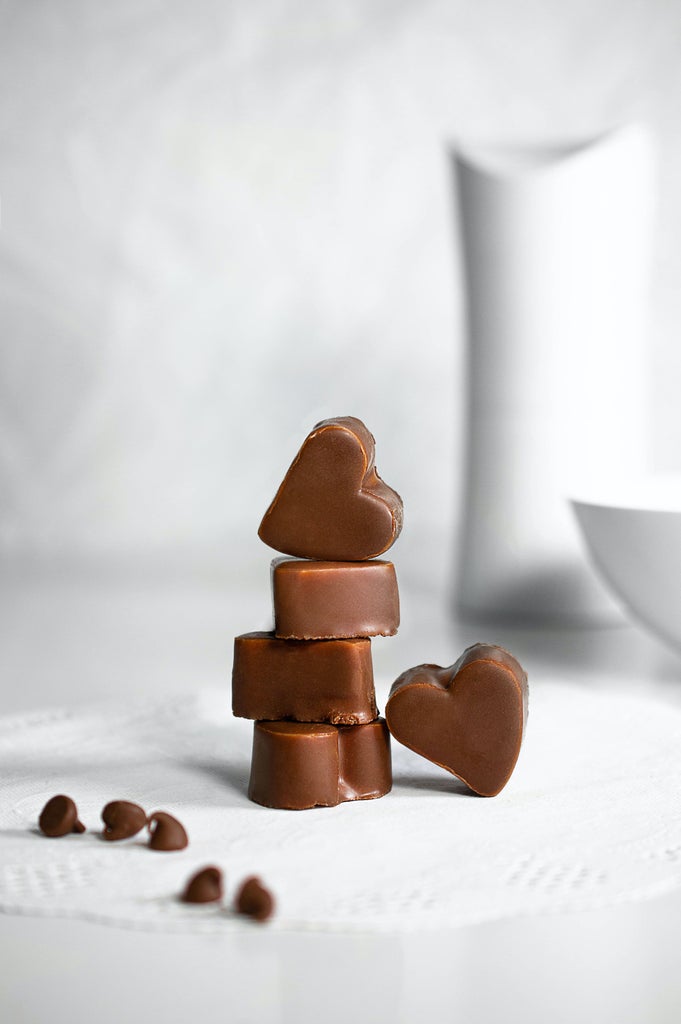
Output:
[235, 876, 275, 922]
[38, 795, 85, 837]
[147, 811, 188, 851]
[101, 800, 147, 841]
[181, 866, 223, 904]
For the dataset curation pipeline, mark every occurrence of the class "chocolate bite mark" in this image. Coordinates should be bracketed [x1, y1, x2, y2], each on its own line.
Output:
[235, 876, 275, 922]
[147, 811, 189, 851]
[181, 865, 223, 904]
[248, 718, 392, 809]
[101, 800, 147, 841]
[386, 644, 528, 797]
[232, 631, 377, 724]
[272, 558, 399, 640]
[38, 795, 85, 837]
[258, 416, 403, 561]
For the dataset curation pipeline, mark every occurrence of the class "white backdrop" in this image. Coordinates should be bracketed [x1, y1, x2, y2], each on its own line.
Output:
[1, 0, 680, 597]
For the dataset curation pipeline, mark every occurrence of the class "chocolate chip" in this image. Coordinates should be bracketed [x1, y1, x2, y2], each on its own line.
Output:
[147, 811, 188, 851]
[38, 795, 86, 837]
[101, 800, 147, 841]
[181, 866, 223, 904]
[235, 876, 275, 922]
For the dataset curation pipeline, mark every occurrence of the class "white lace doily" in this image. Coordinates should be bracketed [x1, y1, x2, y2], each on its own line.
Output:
[1, 683, 681, 933]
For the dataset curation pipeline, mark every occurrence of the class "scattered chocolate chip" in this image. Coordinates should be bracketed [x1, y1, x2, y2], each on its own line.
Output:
[181, 866, 223, 904]
[147, 811, 188, 851]
[38, 795, 86, 837]
[235, 876, 275, 922]
[101, 800, 147, 841]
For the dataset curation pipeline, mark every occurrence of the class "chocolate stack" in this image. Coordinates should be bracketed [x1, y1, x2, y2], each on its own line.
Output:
[232, 416, 403, 809]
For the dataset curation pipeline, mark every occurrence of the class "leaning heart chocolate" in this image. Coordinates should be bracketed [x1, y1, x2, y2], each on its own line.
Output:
[385, 644, 528, 797]
[258, 416, 403, 561]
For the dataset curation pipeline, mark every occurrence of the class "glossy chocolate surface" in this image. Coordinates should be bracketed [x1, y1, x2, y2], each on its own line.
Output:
[386, 644, 528, 797]
[258, 416, 403, 561]
[337, 718, 393, 803]
[248, 718, 392, 809]
[38, 795, 85, 837]
[101, 800, 147, 841]
[272, 558, 399, 639]
[232, 631, 377, 725]
[147, 811, 189, 851]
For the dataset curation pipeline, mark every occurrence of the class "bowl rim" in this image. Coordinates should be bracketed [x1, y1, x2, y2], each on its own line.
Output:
[568, 473, 681, 515]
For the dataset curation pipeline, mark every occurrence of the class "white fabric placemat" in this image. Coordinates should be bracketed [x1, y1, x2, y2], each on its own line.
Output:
[1, 683, 681, 933]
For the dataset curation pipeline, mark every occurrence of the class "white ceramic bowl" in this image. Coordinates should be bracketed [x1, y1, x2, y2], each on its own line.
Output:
[571, 476, 681, 652]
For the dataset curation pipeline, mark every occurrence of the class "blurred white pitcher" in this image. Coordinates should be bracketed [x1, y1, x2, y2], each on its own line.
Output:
[454, 125, 655, 624]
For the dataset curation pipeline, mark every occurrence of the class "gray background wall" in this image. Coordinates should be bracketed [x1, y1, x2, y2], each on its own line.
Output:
[1, 0, 679, 596]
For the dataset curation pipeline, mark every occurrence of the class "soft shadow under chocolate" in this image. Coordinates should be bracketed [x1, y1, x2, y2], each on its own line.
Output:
[179, 757, 250, 800]
[392, 772, 476, 797]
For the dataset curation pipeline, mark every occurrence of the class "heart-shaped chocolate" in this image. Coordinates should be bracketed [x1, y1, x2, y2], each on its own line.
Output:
[258, 416, 403, 561]
[386, 644, 528, 796]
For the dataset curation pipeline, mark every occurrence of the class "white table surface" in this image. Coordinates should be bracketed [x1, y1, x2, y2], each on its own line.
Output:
[3, 561, 681, 1024]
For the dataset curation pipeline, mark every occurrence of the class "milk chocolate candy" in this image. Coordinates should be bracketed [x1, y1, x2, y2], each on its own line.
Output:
[272, 558, 399, 639]
[101, 800, 147, 841]
[386, 644, 528, 797]
[182, 866, 223, 904]
[258, 416, 403, 561]
[147, 811, 189, 851]
[232, 631, 377, 725]
[249, 718, 392, 809]
[235, 876, 275, 922]
[38, 795, 86, 837]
